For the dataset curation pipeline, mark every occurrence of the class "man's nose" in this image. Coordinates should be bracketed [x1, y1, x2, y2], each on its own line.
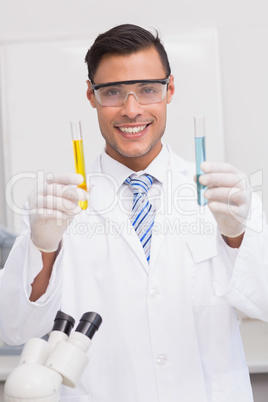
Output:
[120, 92, 144, 118]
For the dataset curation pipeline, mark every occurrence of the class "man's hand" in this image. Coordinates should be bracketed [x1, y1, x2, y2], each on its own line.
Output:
[199, 162, 251, 239]
[28, 173, 89, 252]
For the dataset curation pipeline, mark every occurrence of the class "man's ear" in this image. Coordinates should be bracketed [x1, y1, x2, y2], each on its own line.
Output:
[166, 74, 175, 104]
[86, 80, 97, 108]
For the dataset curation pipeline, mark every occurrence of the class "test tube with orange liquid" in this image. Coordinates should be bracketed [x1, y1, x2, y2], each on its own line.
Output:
[70, 121, 88, 210]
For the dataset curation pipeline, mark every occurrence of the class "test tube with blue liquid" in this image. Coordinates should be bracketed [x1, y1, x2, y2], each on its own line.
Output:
[194, 115, 207, 206]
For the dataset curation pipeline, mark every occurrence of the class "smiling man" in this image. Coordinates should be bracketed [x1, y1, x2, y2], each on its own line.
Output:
[0, 24, 268, 402]
[86, 46, 174, 170]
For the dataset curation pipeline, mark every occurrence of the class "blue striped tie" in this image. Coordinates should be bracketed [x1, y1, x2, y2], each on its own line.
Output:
[125, 174, 155, 263]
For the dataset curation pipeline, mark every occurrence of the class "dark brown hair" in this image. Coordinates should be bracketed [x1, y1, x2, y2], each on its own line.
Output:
[85, 24, 171, 82]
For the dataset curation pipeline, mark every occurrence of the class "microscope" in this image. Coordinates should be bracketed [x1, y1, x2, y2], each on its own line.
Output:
[4, 310, 102, 401]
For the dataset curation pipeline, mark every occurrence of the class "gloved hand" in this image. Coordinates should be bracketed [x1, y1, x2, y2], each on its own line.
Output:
[199, 162, 251, 238]
[28, 173, 89, 252]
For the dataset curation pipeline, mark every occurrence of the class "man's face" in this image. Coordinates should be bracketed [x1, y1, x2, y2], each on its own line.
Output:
[87, 47, 175, 170]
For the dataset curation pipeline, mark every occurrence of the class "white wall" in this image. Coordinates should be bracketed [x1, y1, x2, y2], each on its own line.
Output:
[0, 0, 268, 226]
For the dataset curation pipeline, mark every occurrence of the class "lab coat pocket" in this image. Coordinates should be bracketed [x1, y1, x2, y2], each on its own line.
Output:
[187, 232, 217, 265]
[212, 367, 253, 402]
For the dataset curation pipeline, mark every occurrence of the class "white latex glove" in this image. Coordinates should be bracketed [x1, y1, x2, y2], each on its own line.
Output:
[28, 173, 88, 252]
[199, 161, 251, 238]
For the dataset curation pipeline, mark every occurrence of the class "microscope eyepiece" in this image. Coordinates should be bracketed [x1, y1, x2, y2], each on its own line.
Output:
[52, 311, 75, 336]
[75, 312, 102, 339]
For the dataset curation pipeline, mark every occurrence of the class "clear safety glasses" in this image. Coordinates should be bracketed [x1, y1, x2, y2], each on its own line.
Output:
[90, 77, 170, 107]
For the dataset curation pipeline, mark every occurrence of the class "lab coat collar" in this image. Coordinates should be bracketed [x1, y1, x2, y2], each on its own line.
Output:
[87, 145, 217, 273]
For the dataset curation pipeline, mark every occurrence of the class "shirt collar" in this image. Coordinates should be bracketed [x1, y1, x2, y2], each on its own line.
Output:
[100, 144, 170, 192]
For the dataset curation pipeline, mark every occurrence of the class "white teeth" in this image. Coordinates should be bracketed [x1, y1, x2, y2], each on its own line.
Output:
[119, 125, 147, 134]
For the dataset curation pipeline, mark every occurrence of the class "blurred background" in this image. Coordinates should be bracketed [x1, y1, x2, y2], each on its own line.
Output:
[0, 0, 267, 400]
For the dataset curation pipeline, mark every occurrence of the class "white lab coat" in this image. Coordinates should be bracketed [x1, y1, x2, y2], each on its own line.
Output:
[0, 145, 268, 402]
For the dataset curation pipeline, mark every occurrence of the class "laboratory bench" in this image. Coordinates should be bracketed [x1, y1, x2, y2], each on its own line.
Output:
[239, 318, 268, 402]
[240, 318, 268, 374]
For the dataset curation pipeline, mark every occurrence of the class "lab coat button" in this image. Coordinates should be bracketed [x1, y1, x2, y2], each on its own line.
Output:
[149, 288, 160, 299]
[157, 354, 168, 366]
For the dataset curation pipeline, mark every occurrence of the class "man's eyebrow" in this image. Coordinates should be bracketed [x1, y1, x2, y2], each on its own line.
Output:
[91, 78, 168, 90]
[137, 81, 153, 86]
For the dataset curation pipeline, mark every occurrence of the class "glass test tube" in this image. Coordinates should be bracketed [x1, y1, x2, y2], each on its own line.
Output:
[194, 115, 207, 206]
[70, 121, 88, 210]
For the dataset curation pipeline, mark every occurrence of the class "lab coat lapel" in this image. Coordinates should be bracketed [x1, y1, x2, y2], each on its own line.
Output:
[87, 161, 149, 272]
[149, 173, 170, 269]
[150, 151, 192, 269]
